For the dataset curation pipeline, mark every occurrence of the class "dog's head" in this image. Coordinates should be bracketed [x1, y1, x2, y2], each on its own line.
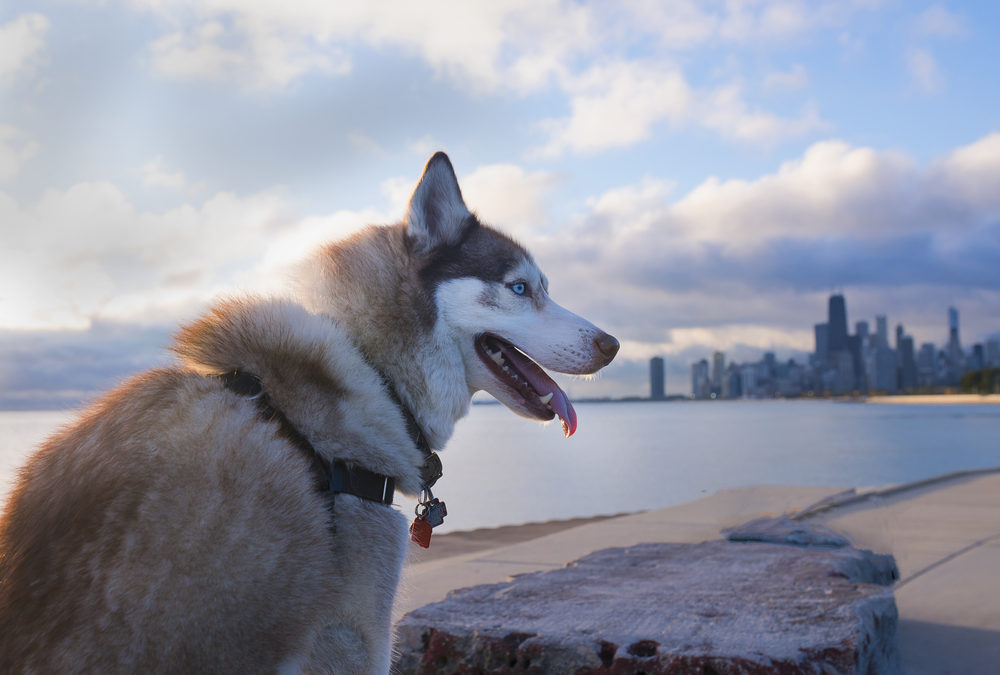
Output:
[407, 153, 619, 436]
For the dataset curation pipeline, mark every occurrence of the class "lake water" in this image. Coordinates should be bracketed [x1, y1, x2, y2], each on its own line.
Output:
[2, 400, 999, 533]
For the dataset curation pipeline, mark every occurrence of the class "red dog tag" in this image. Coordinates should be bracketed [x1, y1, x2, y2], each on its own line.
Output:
[410, 516, 433, 548]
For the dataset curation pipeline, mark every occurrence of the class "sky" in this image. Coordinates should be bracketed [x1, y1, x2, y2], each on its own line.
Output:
[1, 0, 999, 408]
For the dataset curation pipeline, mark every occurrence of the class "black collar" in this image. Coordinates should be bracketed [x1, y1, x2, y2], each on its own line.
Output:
[376, 372, 443, 490]
[217, 370, 395, 506]
[216, 369, 443, 506]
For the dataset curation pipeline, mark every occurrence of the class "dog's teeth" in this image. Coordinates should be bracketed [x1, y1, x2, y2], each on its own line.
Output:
[490, 351, 503, 365]
[538, 392, 553, 405]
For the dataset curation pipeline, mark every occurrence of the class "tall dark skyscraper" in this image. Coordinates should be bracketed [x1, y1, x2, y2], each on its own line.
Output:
[827, 294, 848, 354]
[650, 357, 665, 400]
[814, 323, 828, 365]
[899, 335, 918, 390]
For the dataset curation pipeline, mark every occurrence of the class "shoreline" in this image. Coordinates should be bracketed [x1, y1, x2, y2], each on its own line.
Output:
[407, 513, 630, 563]
[866, 393, 1000, 405]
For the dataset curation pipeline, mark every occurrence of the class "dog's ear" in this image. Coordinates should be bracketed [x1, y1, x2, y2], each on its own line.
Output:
[406, 152, 473, 253]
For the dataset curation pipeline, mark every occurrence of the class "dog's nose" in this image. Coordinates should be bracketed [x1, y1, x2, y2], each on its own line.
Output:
[594, 332, 620, 360]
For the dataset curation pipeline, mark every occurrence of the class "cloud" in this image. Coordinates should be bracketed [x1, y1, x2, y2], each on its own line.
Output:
[906, 48, 944, 94]
[0, 321, 172, 410]
[912, 5, 967, 39]
[0, 125, 39, 181]
[0, 12, 49, 86]
[534, 60, 693, 157]
[135, 0, 594, 94]
[122, 1, 873, 155]
[763, 64, 809, 91]
[699, 85, 826, 145]
[126, 0, 883, 95]
[460, 163, 560, 239]
[930, 132, 1000, 213]
[525, 132, 1000, 368]
[0, 181, 304, 330]
[534, 63, 825, 157]
[141, 155, 198, 192]
[147, 19, 351, 90]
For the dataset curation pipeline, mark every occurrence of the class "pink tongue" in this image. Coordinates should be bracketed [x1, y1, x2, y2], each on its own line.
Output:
[548, 389, 578, 438]
[501, 345, 578, 437]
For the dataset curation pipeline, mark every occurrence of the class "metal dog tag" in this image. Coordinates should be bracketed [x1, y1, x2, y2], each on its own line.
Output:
[424, 498, 447, 528]
[410, 516, 433, 548]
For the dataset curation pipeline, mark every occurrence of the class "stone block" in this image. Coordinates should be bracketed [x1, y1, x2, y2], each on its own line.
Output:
[395, 540, 900, 674]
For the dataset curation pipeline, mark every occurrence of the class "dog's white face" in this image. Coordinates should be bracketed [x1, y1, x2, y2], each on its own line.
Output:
[397, 151, 618, 439]
[437, 257, 618, 437]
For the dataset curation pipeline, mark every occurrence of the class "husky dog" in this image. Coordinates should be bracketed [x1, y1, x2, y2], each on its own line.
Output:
[0, 153, 618, 673]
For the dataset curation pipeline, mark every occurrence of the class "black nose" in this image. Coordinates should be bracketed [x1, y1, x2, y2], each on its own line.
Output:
[594, 332, 620, 360]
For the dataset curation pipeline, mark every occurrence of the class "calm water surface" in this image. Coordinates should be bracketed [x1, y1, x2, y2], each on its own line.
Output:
[2, 401, 998, 532]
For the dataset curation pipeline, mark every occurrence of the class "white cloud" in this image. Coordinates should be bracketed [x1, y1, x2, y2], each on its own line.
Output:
[912, 5, 967, 39]
[930, 132, 1000, 215]
[906, 48, 943, 94]
[135, 0, 593, 94]
[141, 155, 190, 191]
[530, 132, 1000, 358]
[460, 163, 559, 238]
[613, 0, 718, 49]
[534, 61, 827, 158]
[763, 64, 809, 91]
[699, 85, 826, 145]
[0, 125, 39, 181]
[147, 18, 351, 90]
[535, 60, 693, 157]
[0, 13, 49, 86]
[0, 182, 301, 329]
[120, 1, 881, 154]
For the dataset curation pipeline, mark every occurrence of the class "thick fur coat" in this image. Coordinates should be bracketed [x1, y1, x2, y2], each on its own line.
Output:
[0, 153, 617, 673]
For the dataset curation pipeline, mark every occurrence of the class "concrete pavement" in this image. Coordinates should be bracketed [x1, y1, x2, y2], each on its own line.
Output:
[395, 470, 1000, 673]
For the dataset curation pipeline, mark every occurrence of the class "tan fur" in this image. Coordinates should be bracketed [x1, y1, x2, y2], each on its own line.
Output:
[0, 298, 419, 672]
[0, 153, 617, 672]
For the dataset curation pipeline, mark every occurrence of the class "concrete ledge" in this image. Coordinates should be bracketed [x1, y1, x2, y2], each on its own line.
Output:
[395, 540, 901, 674]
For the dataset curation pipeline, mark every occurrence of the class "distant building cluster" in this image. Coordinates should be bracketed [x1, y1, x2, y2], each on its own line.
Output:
[685, 295, 1000, 399]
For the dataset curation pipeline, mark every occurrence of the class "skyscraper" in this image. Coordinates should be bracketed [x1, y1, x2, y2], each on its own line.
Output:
[875, 315, 888, 349]
[828, 294, 848, 354]
[691, 359, 710, 399]
[814, 323, 828, 366]
[899, 335, 917, 390]
[947, 307, 963, 381]
[649, 357, 665, 400]
[987, 338, 1000, 367]
[711, 352, 725, 394]
[855, 321, 869, 346]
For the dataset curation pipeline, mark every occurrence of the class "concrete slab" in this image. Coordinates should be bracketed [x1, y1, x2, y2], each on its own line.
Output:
[810, 473, 1000, 579]
[806, 471, 1000, 674]
[396, 541, 901, 674]
[395, 485, 846, 621]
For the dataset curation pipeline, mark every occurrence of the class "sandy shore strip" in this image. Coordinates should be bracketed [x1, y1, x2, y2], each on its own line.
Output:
[866, 393, 1000, 404]
[406, 513, 631, 563]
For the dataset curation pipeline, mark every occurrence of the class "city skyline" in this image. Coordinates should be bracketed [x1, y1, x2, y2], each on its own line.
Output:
[688, 294, 1000, 399]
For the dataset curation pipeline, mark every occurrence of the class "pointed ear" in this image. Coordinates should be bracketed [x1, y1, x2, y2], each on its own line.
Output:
[406, 152, 473, 253]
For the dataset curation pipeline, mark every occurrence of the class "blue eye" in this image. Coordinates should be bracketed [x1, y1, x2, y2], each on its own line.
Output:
[510, 281, 526, 296]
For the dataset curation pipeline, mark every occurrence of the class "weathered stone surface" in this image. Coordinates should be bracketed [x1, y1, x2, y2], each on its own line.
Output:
[395, 541, 901, 674]
[722, 515, 852, 550]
